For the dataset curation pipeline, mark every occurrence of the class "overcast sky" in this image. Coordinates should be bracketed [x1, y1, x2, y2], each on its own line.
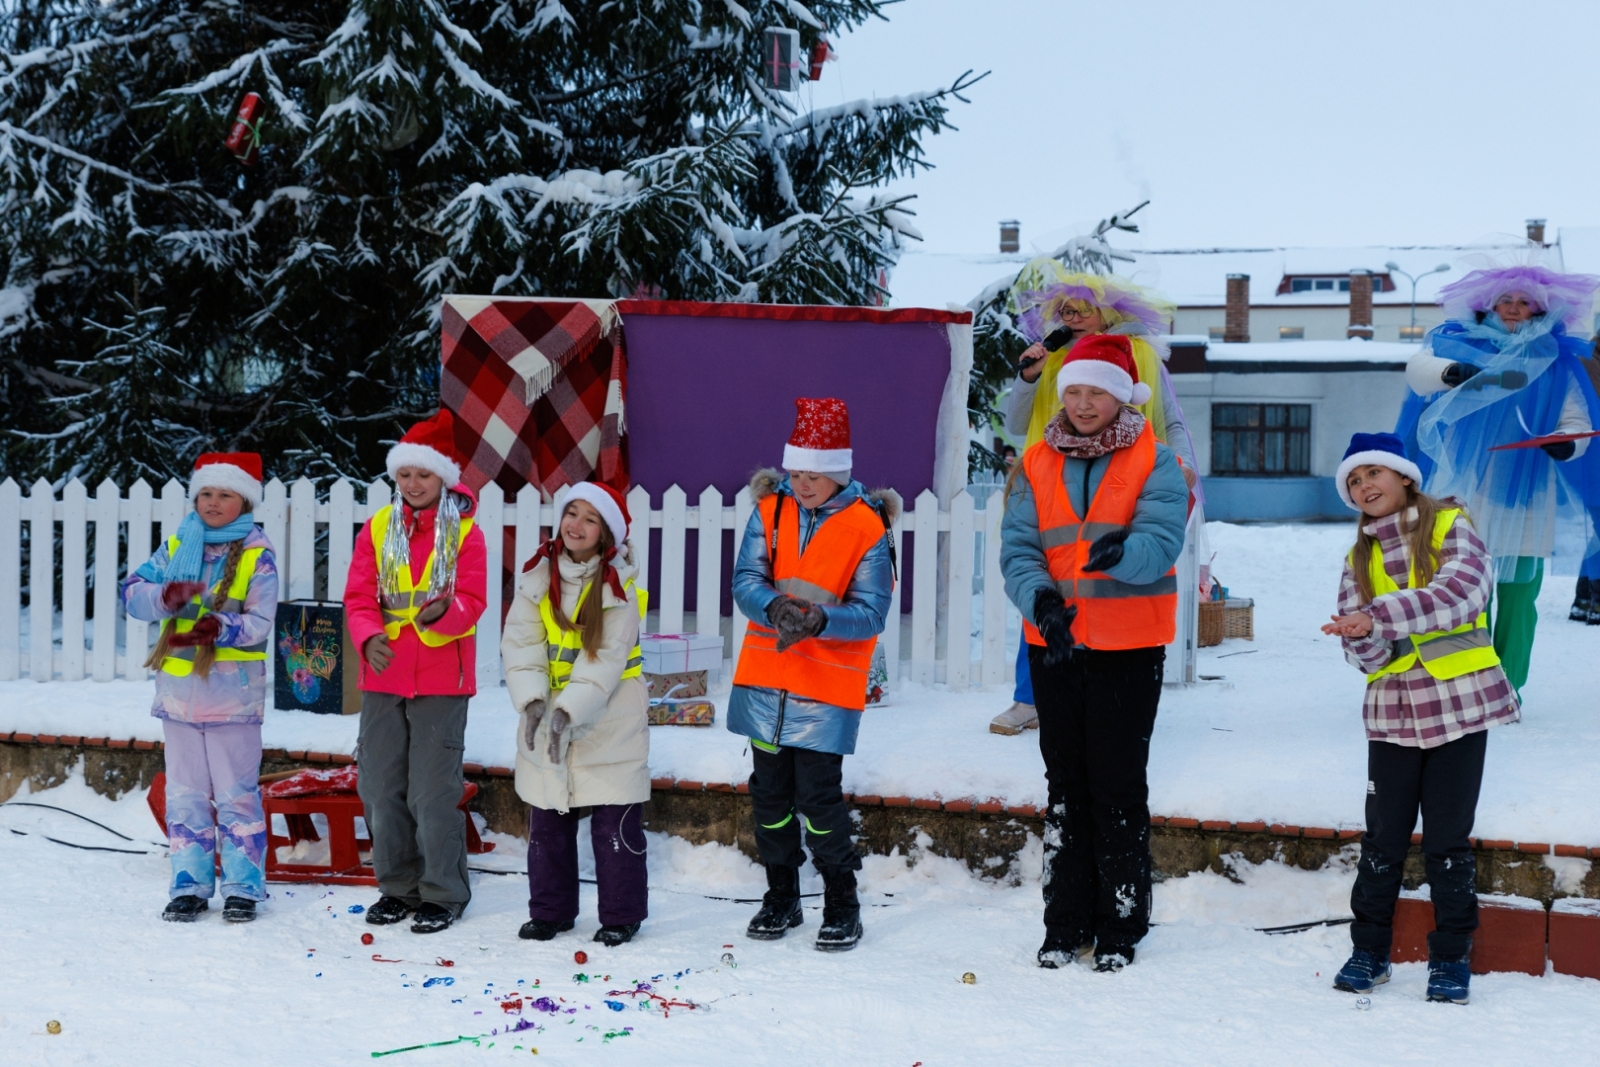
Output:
[820, 0, 1600, 255]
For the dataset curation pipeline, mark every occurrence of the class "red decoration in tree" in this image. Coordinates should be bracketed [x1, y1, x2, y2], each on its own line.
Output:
[224, 92, 264, 165]
[809, 40, 834, 81]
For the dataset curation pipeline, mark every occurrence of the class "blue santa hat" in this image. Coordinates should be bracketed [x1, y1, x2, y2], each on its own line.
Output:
[1335, 433, 1425, 511]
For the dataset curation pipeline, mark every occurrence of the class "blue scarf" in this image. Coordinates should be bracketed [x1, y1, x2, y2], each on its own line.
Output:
[163, 511, 258, 584]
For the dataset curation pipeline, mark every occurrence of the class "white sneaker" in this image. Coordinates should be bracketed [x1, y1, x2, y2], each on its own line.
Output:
[989, 702, 1038, 735]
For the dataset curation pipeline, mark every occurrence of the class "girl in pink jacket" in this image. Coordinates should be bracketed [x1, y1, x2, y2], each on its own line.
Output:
[344, 411, 487, 934]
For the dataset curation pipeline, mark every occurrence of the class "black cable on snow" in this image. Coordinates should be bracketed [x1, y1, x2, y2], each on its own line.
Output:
[0, 800, 138, 840]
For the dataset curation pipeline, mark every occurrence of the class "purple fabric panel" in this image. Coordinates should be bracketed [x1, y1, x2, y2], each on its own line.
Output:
[623, 315, 952, 503]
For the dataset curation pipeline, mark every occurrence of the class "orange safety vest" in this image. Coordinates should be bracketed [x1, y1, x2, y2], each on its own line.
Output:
[1021, 421, 1177, 651]
[733, 493, 887, 711]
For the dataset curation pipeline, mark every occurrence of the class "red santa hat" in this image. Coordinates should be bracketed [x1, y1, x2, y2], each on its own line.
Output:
[189, 452, 264, 509]
[560, 481, 631, 546]
[782, 397, 853, 476]
[386, 410, 464, 486]
[1055, 334, 1151, 407]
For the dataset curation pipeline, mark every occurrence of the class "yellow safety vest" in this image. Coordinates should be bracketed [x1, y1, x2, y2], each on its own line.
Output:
[538, 578, 648, 692]
[160, 535, 267, 676]
[1360, 508, 1501, 683]
[370, 505, 476, 649]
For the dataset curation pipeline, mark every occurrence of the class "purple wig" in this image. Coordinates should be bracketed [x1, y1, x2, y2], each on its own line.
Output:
[1436, 264, 1600, 332]
[1013, 275, 1175, 342]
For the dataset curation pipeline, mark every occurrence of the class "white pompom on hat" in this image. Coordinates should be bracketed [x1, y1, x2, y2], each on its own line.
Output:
[387, 409, 464, 486]
[1054, 333, 1151, 406]
[1335, 432, 1425, 511]
[558, 481, 631, 546]
[188, 452, 264, 509]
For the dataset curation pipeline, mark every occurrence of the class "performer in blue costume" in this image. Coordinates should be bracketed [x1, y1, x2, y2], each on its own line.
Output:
[1395, 261, 1600, 691]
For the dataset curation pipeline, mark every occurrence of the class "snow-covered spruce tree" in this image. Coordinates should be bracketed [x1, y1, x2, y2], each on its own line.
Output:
[966, 202, 1148, 477]
[0, 0, 980, 487]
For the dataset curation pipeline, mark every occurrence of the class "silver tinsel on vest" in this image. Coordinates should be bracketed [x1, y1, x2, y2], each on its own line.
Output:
[378, 488, 462, 605]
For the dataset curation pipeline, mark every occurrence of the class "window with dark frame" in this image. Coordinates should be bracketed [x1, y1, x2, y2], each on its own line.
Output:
[1211, 403, 1312, 476]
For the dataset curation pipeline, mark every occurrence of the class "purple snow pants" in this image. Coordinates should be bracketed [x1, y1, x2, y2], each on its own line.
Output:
[162, 719, 267, 901]
[526, 803, 648, 927]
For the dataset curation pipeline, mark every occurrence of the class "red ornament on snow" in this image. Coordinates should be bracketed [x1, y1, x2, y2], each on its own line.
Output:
[574, 950, 588, 965]
[361, 932, 374, 945]
[224, 92, 264, 166]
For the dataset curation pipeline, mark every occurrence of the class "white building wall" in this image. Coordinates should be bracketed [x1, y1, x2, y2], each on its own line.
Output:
[1171, 370, 1409, 477]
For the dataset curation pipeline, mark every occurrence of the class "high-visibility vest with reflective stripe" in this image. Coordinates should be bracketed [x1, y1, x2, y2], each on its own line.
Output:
[539, 578, 648, 692]
[159, 535, 268, 676]
[1021, 421, 1177, 651]
[1360, 508, 1501, 683]
[733, 494, 887, 711]
[370, 505, 476, 649]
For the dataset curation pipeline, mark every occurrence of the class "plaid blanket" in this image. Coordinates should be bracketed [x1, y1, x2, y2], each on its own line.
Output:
[440, 297, 628, 496]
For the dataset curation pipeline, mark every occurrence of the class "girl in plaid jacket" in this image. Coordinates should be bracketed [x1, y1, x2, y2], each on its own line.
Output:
[1321, 433, 1518, 1007]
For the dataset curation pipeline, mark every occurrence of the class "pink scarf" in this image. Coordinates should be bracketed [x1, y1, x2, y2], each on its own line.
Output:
[1043, 406, 1146, 458]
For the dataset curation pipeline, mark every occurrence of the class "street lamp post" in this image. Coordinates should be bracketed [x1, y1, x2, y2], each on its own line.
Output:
[1385, 260, 1453, 332]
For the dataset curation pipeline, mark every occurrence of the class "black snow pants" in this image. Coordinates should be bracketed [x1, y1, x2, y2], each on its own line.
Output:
[1350, 729, 1487, 960]
[749, 744, 860, 874]
[1030, 644, 1164, 952]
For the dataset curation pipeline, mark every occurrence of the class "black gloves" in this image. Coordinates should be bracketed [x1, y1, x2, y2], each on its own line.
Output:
[1450, 365, 1529, 391]
[768, 595, 827, 651]
[1032, 587, 1077, 668]
[1084, 528, 1130, 573]
[1542, 440, 1577, 461]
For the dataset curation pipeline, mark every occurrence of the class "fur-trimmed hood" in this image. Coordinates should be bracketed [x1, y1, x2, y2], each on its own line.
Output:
[747, 466, 901, 524]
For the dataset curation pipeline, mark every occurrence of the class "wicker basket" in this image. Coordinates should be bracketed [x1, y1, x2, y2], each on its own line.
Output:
[1198, 598, 1254, 647]
[1223, 598, 1255, 641]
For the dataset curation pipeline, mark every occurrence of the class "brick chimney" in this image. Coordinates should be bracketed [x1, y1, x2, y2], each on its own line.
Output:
[999, 220, 1020, 254]
[1347, 270, 1374, 339]
[1527, 218, 1547, 244]
[1224, 274, 1250, 342]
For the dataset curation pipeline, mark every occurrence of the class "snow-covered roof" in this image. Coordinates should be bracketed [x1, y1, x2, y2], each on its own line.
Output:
[886, 235, 1578, 312]
[1204, 338, 1419, 364]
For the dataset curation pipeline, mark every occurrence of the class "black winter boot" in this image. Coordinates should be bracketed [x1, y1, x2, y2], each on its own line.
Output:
[815, 867, 863, 952]
[1571, 577, 1592, 622]
[746, 864, 804, 940]
[162, 895, 209, 922]
[222, 897, 257, 923]
[410, 902, 455, 934]
[366, 896, 413, 925]
[518, 919, 574, 941]
[594, 923, 641, 946]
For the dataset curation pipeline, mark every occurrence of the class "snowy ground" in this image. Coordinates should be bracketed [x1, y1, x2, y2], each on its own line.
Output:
[3, 771, 1600, 1066]
[3, 522, 1597, 844]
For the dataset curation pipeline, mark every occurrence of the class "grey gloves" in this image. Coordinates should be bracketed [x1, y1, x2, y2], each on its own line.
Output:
[546, 708, 570, 765]
[522, 698, 570, 764]
[522, 698, 545, 750]
[767, 594, 827, 652]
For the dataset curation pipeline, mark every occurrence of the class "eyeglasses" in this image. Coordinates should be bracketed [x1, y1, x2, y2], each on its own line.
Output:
[1058, 306, 1099, 319]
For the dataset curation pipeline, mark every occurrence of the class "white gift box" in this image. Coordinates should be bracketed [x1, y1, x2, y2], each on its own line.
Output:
[640, 632, 725, 676]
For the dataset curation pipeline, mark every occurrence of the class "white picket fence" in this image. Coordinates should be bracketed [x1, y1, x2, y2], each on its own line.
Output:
[0, 476, 1111, 692]
[0, 476, 1203, 691]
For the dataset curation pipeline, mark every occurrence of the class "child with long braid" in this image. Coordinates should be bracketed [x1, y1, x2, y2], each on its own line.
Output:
[122, 453, 278, 922]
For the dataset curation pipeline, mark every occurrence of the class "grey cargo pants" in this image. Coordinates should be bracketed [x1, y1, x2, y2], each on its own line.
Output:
[356, 692, 471, 915]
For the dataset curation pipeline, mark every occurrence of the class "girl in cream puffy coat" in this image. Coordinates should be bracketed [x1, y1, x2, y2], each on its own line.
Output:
[501, 483, 650, 946]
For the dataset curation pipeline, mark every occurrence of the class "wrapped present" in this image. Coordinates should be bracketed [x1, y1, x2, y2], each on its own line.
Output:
[648, 698, 716, 727]
[644, 670, 707, 700]
[640, 632, 724, 675]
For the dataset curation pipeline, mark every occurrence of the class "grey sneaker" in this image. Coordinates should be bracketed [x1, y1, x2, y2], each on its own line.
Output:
[989, 702, 1039, 735]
